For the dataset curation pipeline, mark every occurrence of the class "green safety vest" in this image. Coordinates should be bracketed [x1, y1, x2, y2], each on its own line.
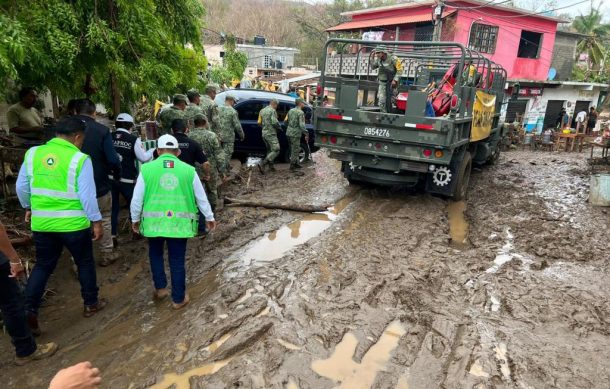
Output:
[140, 154, 198, 238]
[25, 138, 90, 232]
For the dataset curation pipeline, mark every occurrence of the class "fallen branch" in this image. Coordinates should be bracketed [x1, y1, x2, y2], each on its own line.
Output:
[224, 197, 330, 213]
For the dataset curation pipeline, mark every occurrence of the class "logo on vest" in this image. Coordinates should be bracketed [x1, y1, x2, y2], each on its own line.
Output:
[163, 160, 175, 168]
[42, 154, 58, 170]
[166, 210, 174, 218]
[159, 173, 178, 190]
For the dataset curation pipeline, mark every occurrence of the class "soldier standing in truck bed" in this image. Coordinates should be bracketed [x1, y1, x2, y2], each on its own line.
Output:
[371, 46, 403, 113]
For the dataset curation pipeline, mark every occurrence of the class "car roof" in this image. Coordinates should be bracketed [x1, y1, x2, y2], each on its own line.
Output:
[215, 89, 309, 107]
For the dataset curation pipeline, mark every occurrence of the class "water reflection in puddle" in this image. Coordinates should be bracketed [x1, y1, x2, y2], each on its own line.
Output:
[149, 359, 232, 389]
[447, 201, 469, 248]
[311, 320, 406, 388]
[231, 195, 355, 269]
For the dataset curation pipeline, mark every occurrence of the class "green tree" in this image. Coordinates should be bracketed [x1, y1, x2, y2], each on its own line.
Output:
[223, 35, 248, 82]
[572, 2, 610, 81]
[0, 0, 206, 116]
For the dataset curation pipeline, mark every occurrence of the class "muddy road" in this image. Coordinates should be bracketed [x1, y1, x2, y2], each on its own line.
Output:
[2, 150, 609, 389]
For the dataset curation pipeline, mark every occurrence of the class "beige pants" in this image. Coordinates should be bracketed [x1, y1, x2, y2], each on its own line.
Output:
[96, 192, 114, 255]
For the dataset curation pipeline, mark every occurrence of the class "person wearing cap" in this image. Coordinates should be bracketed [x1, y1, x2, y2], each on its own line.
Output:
[184, 89, 204, 128]
[218, 95, 245, 172]
[199, 84, 221, 136]
[190, 114, 226, 212]
[110, 113, 155, 242]
[258, 99, 282, 174]
[285, 98, 309, 171]
[130, 134, 216, 309]
[75, 98, 122, 267]
[372, 45, 403, 113]
[16, 117, 108, 335]
[158, 94, 187, 136]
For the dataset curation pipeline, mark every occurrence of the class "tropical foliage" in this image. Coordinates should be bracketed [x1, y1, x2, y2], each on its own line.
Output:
[571, 4, 610, 83]
[0, 0, 206, 116]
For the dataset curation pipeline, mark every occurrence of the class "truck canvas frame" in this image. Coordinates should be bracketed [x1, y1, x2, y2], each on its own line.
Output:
[314, 39, 507, 200]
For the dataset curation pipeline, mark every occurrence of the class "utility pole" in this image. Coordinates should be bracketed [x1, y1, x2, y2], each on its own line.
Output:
[432, 0, 445, 41]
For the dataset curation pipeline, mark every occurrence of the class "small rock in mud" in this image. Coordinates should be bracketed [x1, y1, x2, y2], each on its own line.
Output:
[530, 260, 549, 271]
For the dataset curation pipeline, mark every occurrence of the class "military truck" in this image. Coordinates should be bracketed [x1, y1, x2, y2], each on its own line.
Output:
[314, 39, 507, 199]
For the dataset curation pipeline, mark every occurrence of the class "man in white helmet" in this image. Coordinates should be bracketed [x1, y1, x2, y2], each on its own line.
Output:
[130, 134, 216, 309]
[109, 113, 155, 247]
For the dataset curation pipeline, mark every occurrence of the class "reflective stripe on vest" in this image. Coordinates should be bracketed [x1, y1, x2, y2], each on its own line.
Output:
[141, 211, 197, 219]
[31, 210, 87, 218]
[108, 175, 135, 184]
[31, 188, 79, 199]
[26, 146, 38, 178]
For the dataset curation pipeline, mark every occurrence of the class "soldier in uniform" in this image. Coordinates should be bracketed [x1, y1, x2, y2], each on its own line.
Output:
[218, 95, 245, 171]
[184, 89, 204, 128]
[158, 94, 187, 136]
[371, 46, 403, 113]
[199, 84, 221, 136]
[258, 99, 282, 174]
[286, 98, 308, 171]
[190, 114, 226, 211]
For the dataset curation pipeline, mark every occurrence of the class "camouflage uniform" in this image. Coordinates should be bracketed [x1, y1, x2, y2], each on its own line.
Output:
[286, 105, 307, 166]
[190, 122, 226, 210]
[158, 106, 185, 135]
[184, 103, 203, 128]
[260, 104, 281, 164]
[218, 105, 244, 170]
[200, 95, 221, 136]
[372, 48, 403, 113]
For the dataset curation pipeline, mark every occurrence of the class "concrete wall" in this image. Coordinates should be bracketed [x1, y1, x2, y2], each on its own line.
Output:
[238, 45, 299, 69]
[550, 32, 579, 81]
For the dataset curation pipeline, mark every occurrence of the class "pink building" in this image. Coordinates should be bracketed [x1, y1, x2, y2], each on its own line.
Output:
[327, 0, 566, 81]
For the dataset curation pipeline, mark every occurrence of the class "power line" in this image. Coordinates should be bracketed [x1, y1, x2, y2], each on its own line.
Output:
[444, 0, 513, 10]
[449, 0, 589, 19]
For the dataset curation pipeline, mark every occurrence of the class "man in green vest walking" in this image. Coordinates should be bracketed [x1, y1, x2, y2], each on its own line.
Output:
[16, 117, 107, 335]
[130, 134, 216, 309]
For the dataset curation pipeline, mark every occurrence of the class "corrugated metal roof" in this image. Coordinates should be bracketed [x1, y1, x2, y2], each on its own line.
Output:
[327, 10, 455, 32]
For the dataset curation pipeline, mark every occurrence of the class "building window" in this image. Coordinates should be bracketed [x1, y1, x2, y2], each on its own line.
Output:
[263, 55, 272, 68]
[468, 23, 498, 54]
[518, 30, 543, 59]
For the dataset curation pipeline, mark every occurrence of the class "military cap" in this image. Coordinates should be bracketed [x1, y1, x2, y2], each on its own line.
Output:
[270, 98, 279, 104]
[295, 98, 305, 105]
[186, 88, 200, 100]
[173, 94, 188, 104]
[193, 113, 207, 122]
[205, 83, 219, 93]
[225, 95, 236, 101]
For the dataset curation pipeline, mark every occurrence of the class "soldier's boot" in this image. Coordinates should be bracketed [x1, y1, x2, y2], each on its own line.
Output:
[295, 163, 303, 169]
[258, 160, 266, 175]
[268, 163, 276, 172]
[290, 163, 297, 171]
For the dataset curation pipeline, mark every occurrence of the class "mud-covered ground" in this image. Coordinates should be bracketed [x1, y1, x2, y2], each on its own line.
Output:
[1, 149, 609, 389]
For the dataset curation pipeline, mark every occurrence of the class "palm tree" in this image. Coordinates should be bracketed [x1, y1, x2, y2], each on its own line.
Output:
[572, 2, 610, 77]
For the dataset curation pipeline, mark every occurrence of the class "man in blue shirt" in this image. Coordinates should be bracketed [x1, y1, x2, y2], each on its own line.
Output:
[16, 117, 107, 335]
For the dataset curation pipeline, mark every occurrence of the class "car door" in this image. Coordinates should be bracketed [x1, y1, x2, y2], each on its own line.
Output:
[235, 99, 266, 154]
[276, 102, 293, 155]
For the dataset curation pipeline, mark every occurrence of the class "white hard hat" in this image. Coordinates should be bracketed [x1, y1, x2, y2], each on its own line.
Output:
[116, 113, 134, 123]
[157, 134, 179, 149]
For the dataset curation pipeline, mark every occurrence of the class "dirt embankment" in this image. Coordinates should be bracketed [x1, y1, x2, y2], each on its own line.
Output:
[1, 150, 609, 389]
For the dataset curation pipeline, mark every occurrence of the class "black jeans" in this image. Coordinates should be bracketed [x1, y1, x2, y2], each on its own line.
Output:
[25, 228, 99, 314]
[0, 262, 37, 357]
[111, 181, 135, 236]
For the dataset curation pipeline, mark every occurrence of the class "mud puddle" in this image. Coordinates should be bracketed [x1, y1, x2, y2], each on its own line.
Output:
[228, 195, 356, 270]
[447, 201, 469, 248]
[311, 321, 406, 388]
[149, 359, 232, 389]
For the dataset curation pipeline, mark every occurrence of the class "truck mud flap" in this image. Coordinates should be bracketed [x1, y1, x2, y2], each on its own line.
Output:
[425, 149, 466, 196]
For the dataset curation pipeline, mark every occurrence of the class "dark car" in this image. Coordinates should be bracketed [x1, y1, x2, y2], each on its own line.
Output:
[214, 89, 317, 163]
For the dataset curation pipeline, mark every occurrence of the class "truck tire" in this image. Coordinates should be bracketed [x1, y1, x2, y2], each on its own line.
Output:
[453, 152, 472, 201]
